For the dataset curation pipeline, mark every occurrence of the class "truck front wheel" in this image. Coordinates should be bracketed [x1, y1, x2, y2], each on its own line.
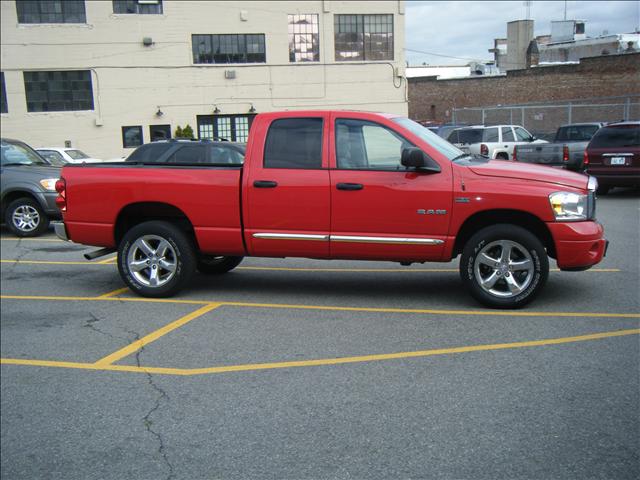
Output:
[118, 221, 196, 298]
[460, 224, 549, 308]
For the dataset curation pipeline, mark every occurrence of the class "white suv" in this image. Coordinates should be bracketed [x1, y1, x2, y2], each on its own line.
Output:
[447, 125, 547, 160]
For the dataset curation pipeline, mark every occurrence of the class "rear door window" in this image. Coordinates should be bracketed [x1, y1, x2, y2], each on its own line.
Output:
[457, 129, 483, 144]
[589, 126, 640, 148]
[482, 128, 499, 142]
[264, 118, 323, 169]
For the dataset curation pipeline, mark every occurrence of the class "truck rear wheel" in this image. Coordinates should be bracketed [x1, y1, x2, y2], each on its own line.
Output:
[460, 224, 549, 308]
[118, 221, 196, 298]
[197, 255, 244, 274]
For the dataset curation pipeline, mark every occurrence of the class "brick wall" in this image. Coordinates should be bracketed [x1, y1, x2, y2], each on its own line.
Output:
[408, 53, 640, 129]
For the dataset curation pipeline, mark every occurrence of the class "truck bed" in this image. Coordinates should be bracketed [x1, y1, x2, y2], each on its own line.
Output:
[61, 163, 246, 255]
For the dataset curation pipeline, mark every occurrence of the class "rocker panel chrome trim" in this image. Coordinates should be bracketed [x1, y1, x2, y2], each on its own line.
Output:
[253, 233, 329, 241]
[330, 235, 444, 245]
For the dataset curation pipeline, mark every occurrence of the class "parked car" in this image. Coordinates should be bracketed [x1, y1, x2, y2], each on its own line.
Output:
[36, 147, 102, 164]
[513, 122, 604, 171]
[54, 111, 607, 309]
[447, 125, 547, 160]
[125, 139, 246, 164]
[583, 121, 640, 195]
[1, 138, 61, 237]
[437, 122, 468, 139]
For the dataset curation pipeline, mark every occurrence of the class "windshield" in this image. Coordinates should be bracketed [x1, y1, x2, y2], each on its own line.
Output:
[1, 140, 50, 166]
[392, 118, 463, 161]
[66, 149, 90, 160]
[588, 125, 639, 148]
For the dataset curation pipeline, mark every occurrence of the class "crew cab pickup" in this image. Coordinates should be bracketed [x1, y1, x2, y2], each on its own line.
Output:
[513, 123, 604, 171]
[54, 111, 608, 308]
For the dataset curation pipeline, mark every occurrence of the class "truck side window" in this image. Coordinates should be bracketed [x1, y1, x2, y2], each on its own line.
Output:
[514, 127, 532, 141]
[264, 118, 323, 169]
[482, 128, 499, 143]
[335, 119, 412, 170]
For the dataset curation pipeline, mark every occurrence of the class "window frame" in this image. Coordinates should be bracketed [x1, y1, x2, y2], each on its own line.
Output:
[334, 14, 394, 62]
[192, 34, 266, 65]
[23, 70, 94, 113]
[112, 0, 163, 15]
[122, 125, 143, 148]
[0, 72, 7, 114]
[288, 14, 320, 62]
[16, 0, 86, 24]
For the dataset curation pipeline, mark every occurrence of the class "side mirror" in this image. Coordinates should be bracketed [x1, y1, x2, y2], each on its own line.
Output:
[401, 147, 441, 173]
[530, 136, 537, 142]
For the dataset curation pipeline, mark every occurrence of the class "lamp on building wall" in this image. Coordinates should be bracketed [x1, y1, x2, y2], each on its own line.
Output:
[213, 105, 221, 114]
[249, 104, 256, 113]
[155, 107, 163, 117]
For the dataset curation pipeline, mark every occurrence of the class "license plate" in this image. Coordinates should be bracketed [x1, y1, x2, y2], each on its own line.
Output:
[610, 157, 626, 165]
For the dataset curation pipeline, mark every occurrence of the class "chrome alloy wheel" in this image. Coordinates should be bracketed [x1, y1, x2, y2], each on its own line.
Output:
[126, 235, 177, 288]
[473, 240, 534, 298]
[11, 204, 41, 233]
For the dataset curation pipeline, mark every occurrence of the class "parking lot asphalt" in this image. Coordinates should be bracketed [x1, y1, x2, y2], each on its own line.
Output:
[1, 189, 639, 480]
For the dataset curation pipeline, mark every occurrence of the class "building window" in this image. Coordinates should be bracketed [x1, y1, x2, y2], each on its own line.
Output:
[288, 14, 319, 62]
[192, 34, 266, 64]
[16, 0, 86, 24]
[122, 126, 143, 148]
[113, 0, 163, 15]
[334, 14, 393, 61]
[149, 124, 171, 142]
[197, 115, 256, 142]
[23, 71, 94, 112]
[1, 73, 7, 114]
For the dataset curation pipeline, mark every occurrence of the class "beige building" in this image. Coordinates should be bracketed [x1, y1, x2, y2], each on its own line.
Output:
[0, 0, 407, 159]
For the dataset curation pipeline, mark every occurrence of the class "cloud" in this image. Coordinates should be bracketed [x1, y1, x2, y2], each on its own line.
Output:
[405, 0, 640, 65]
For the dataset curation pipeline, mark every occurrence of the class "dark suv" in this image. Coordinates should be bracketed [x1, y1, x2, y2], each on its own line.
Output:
[584, 121, 640, 195]
[125, 139, 246, 165]
[1, 138, 61, 236]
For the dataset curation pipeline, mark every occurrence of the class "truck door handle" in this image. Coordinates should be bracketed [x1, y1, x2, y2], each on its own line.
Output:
[336, 183, 363, 191]
[253, 180, 278, 188]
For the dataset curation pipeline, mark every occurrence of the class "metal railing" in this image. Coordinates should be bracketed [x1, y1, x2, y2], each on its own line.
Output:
[452, 95, 639, 137]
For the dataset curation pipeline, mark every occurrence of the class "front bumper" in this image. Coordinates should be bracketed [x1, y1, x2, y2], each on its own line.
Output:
[547, 221, 608, 270]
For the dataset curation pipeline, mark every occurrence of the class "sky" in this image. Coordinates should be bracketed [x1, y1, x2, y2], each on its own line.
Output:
[404, 0, 640, 65]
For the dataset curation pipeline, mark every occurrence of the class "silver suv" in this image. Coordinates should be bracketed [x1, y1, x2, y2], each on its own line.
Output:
[447, 125, 547, 160]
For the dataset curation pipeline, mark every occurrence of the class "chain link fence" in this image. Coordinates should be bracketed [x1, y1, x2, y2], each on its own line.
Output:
[452, 95, 640, 140]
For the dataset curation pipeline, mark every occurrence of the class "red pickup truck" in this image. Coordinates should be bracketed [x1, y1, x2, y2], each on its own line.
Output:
[54, 111, 608, 308]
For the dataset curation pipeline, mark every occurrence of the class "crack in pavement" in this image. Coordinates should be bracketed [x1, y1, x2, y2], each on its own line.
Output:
[124, 327, 175, 480]
[82, 313, 126, 341]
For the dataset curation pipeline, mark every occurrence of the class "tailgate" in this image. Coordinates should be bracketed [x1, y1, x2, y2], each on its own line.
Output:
[516, 144, 562, 165]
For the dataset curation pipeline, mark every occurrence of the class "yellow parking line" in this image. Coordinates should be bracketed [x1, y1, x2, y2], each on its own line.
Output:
[0, 258, 622, 273]
[93, 303, 222, 366]
[1, 294, 639, 318]
[2, 328, 638, 376]
[97, 287, 130, 298]
[97, 256, 118, 264]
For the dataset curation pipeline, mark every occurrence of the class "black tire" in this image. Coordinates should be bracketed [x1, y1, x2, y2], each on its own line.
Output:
[460, 224, 549, 309]
[5, 198, 50, 237]
[596, 185, 610, 196]
[117, 221, 196, 298]
[496, 153, 509, 160]
[197, 255, 244, 274]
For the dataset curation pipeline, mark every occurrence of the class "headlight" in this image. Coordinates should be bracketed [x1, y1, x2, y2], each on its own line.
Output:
[549, 192, 589, 221]
[39, 178, 58, 191]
